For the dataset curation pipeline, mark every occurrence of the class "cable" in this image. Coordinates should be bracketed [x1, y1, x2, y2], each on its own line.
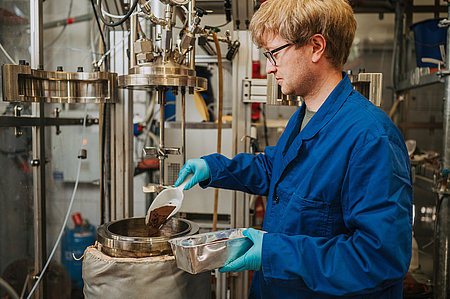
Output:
[45, 0, 74, 48]
[90, 0, 107, 54]
[95, 31, 130, 67]
[0, 41, 17, 64]
[215, 21, 231, 28]
[26, 105, 89, 299]
[0, 277, 19, 299]
[101, 5, 131, 19]
[95, 0, 139, 27]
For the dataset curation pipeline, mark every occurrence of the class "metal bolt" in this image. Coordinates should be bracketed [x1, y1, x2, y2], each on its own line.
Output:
[77, 67, 84, 72]
[31, 159, 40, 167]
[56, 66, 63, 71]
[14, 105, 22, 117]
[15, 129, 23, 137]
[54, 108, 61, 135]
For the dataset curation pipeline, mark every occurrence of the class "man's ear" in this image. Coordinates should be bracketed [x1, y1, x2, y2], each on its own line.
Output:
[310, 34, 326, 63]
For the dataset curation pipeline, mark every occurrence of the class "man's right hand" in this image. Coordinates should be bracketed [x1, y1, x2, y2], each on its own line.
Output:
[174, 159, 211, 190]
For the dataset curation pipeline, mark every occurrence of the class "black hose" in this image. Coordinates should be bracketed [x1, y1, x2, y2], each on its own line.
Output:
[95, 0, 140, 27]
[90, 0, 107, 53]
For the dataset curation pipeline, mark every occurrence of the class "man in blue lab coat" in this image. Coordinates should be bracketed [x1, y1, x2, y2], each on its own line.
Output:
[175, 0, 413, 297]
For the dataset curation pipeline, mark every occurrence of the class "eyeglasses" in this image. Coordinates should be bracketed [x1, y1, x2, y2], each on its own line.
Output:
[263, 43, 294, 66]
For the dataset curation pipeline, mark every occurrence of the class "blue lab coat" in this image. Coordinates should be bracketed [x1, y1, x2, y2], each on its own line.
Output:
[201, 74, 413, 298]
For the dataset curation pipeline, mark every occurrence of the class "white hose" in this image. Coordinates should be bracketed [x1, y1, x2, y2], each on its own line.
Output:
[0, 41, 17, 64]
[96, 31, 130, 67]
[0, 277, 19, 299]
[26, 105, 89, 299]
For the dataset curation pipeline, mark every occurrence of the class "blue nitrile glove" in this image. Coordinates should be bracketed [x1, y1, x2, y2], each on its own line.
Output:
[219, 228, 264, 272]
[174, 159, 211, 190]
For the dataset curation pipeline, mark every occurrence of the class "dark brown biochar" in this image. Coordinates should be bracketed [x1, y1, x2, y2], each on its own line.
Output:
[147, 205, 176, 236]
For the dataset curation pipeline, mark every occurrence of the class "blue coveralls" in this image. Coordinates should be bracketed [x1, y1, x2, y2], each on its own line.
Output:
[201, 74, 413, 298]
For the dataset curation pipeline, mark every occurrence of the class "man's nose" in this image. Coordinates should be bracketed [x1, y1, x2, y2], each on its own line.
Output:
[266, 62, 276, 75]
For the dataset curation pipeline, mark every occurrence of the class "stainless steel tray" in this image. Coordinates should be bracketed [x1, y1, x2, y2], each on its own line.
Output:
[169, 228, 253, 274]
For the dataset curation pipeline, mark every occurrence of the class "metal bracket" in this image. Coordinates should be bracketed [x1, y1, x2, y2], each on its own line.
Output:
[14, 105, 23, 137]
[54, 108, 61, 135]
[143, 146, 181, 158]
[242, 78, 269, 103]
[142, 183, 166, 194]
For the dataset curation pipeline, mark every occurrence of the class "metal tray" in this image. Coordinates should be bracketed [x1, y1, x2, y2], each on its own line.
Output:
[169, 228, 252, 274]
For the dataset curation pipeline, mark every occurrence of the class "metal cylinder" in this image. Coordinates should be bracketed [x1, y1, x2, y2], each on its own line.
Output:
[181, 87, 186, 164]
[96, 217, 198, 257]
[266, 74, 302, 106]
[434, 196, 450, 299]
[84, 217, 210, 298]
[158, 87, 166, 185]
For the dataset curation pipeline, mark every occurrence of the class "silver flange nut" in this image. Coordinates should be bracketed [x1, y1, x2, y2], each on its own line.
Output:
[136, 52, 155, 63]
[134, 38, 153, 54]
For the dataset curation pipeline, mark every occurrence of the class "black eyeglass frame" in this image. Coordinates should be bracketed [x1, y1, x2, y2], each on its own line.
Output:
[263, 42, 294, 66]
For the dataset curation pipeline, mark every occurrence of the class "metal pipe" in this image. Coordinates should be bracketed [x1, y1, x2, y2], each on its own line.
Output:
[181, 87, 186, 165]
[158, 87, 166, 185]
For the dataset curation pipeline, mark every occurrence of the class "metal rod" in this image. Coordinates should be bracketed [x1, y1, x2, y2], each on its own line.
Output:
[158, 87, 166, 185]
[435, 3, 450, 298]
[38, 102, 47, 299]
[30, 0, 45, 297]
[131, 13, 138, 67]
[444, 1, 450, 170]
[188, 0, 195, 69]
[435, 195, 450, 298]
[181, 87, 186, 165]
[0, 116, 99, 127]
[43, 13, 92, 29]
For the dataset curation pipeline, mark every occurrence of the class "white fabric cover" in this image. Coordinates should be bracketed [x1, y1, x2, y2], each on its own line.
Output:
[83, 247, 211, 299]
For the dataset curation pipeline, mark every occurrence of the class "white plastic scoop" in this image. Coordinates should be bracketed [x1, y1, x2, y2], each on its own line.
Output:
[145, 174, 192, 226]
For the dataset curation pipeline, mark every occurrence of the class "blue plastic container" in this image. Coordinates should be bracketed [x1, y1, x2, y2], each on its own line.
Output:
[61, 225, 96, 289]
[411, 18, 447, 68]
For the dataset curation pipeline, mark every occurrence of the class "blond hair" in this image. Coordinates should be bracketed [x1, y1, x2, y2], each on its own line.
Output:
[249, 0, 356, 69]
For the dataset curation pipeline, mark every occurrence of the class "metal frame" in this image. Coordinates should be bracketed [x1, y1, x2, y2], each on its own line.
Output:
[228, 29, 252, 299]
[30, 0, 46, 298]
[393, 1, 450, 298]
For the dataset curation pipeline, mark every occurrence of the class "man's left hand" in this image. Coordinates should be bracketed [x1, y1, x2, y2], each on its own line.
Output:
[219, 228, 264, 272]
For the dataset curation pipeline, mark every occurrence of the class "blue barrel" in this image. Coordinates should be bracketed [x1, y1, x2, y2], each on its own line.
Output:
[61, 224, 96, 289]
[411, 18, 447, 68]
